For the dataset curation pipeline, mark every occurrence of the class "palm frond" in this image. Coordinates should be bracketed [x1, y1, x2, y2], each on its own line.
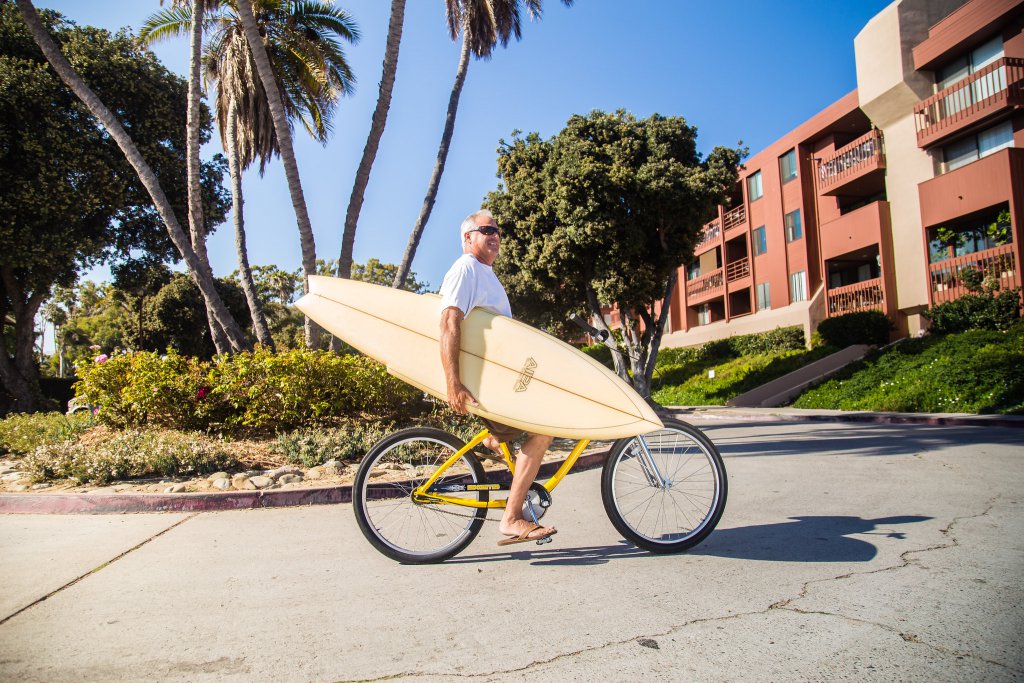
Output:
[139, 5, 194, 45]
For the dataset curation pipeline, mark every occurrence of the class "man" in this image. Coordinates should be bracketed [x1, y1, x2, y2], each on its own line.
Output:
[438, 209, 557, 546]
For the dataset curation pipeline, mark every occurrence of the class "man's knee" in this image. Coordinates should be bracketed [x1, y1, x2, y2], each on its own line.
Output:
[523, 433, 553, 455]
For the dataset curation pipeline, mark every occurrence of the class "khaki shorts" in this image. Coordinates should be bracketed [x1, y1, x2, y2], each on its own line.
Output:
[480, 416, 525, 444]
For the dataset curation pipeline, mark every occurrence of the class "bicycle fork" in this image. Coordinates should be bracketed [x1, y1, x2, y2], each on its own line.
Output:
[634, 435, 670, 489]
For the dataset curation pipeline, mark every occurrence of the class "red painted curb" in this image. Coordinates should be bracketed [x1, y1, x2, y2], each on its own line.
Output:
[0, 450, 609, 515]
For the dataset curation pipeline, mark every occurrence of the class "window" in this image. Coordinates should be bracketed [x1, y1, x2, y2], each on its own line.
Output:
[697, 304, 710, 326]
[746, 171, 763, 201]
[790, 271, 807, 302]
[752, 226, 767, 256]
[937, 37, 1005, 115]
[784, 209, 803, 242]
[756, 282, 770, 311]
[779, 149, 797, 183]
[942, 121, 1014, 172]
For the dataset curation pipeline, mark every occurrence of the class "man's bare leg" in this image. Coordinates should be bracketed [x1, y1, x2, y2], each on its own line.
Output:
[499, 433, 556, 539]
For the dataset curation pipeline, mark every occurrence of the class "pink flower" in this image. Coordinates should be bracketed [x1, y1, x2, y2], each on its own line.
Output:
[94, 354, 108, 364]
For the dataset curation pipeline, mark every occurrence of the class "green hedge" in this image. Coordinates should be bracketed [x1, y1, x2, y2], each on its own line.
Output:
[925, 289, 1021, 334]
[815, 311, 892, 347]
[0, 411, 95, 457]
[74, 348, 421, 435]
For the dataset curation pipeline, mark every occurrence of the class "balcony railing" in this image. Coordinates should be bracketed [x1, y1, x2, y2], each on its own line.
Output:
[929, 243, 1019, 305]
[726, 257, 750, 282]
[827, 278, 884, 316]
[695, 220, 721, 251]
[686, 268, 724, 298]
[723, 205, 746, 231]
[817, 130, 884, 193]
[914, 57, 1024, 147]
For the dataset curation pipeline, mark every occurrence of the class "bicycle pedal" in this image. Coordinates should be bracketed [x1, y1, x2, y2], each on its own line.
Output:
[535, 535, 553, 546]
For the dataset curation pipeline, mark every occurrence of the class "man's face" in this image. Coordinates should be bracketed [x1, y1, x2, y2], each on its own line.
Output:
[464, 216, 501, 265]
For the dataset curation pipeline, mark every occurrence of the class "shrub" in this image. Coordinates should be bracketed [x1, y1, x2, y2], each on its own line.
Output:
[73, 348, 423, 435]
[925, 288, 1021, 334]
[0, 411, 95, 457]
[579, 343, 613, 368]
[728, 326, 806, 356]
[815, 311, 892, 347]
[271, 420, 394, 467]
[23, 429, 238, 485]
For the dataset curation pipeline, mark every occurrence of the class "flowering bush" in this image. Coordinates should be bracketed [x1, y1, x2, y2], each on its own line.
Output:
[73, 348, 422, 435]
[0, 411, 95, 457]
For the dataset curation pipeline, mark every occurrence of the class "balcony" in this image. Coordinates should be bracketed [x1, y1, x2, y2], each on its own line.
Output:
[929, 244, 1019, 305]
[816, 130, 885, 196]
[723, 204, 746, 231]
[686, 268, 724, 301]
[914, 57, 1024, 148]
[726, 257, 750, 283]
[819, 201, 890, 262]
[694, 219, 721, 253]
[827, 278, 884, 317]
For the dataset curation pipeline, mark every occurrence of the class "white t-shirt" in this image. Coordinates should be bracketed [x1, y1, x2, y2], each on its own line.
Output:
[438, 253, 512, 318]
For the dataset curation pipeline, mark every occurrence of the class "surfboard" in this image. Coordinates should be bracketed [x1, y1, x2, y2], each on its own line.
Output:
[294, 276, 663, 440]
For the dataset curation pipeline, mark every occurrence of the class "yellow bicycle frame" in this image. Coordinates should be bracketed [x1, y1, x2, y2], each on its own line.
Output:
[413, 428, 591, 509]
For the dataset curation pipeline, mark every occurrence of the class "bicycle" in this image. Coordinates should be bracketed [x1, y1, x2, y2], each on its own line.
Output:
[352, 417, 727, 564]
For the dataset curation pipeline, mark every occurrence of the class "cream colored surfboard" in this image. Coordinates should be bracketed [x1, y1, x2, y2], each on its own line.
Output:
[294, 276, 663, 440]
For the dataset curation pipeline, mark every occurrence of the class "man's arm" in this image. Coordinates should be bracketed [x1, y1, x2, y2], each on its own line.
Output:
[440, 306, 476, 414]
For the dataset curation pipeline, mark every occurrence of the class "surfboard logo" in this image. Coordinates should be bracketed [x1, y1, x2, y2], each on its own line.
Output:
[514, 357, 537, 393]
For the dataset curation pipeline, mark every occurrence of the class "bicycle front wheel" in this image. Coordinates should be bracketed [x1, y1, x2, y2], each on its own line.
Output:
[353, 427, 488, 564]
[602, 418, 727, 553]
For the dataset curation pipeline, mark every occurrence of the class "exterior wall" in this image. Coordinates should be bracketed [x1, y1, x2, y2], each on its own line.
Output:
[854, 0, 967, 336]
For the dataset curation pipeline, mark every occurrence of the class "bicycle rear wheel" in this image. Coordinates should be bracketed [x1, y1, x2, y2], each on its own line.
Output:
[353, 427, 488, 564]
[601, 418, 727, 553]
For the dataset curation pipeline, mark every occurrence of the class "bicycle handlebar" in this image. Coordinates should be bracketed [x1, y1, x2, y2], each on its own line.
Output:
[569, 314, 609, 342]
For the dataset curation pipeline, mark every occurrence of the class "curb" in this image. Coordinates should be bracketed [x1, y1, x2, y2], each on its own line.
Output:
[0, 450, 609, 516]
[674, 407, 1024, 430]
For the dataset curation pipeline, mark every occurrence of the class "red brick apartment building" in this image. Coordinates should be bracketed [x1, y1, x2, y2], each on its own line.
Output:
[659, 0, 1024, 348]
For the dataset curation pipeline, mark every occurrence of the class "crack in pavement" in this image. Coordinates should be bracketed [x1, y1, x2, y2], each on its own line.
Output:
[0, 513, 198, 627]
[346, 498, 1015, 681]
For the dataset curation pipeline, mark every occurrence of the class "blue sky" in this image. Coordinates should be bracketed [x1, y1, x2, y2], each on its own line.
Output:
[42, 0, 891, 291]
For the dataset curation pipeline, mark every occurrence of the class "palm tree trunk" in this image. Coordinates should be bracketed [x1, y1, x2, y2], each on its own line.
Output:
[337, 0, 406, 282]
[228, 105, 275, 349]
[235, 0, 321, 349]
[13, 0, 250, 353]
[184, 0, 230, 355]
[392, 29, 472, 290]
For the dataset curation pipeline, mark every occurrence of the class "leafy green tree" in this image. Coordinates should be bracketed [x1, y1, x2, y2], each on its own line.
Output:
[143, 273, 252, 358]
[1, 4, 230, 411]
[486, 110, 743, 398]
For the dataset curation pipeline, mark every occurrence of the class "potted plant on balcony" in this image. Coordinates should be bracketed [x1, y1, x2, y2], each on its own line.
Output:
[985, 209, 1012, 247]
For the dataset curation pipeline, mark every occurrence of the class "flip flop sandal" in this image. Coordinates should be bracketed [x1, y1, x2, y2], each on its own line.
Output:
[497, 523, 557, 546]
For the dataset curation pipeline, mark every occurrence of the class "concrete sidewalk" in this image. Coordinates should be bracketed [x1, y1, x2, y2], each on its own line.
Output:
[0, 408, 1020, 515]
[0, 418, 1020, 681]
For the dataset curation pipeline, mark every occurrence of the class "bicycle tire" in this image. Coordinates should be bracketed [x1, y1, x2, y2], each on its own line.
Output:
[601, 418, 727, 553]
[353, 427, 488, 564]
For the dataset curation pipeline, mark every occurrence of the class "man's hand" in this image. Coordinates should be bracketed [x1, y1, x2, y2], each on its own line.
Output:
[446, 380, 478, 415]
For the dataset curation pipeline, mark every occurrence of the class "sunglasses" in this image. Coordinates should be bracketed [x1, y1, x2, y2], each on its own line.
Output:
[467, 226, 501, 237]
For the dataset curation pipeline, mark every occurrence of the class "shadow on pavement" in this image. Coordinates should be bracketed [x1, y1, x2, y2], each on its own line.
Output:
[451, 540, 649, 566]
[700, 421, 1022, 459]
[691, 514, 932, 562]
[447, 515, 931, 566]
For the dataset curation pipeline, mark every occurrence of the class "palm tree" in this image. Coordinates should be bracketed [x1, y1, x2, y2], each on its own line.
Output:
[335, 0, 406, 282]
[13, 0, 250, 353]
[142, 0, 358, 350]
[391, 0, 572, 289]
[235, 0, 358, 348]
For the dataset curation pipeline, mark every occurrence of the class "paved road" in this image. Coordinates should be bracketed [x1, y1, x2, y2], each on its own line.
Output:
[0, 418, 1021, 681]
